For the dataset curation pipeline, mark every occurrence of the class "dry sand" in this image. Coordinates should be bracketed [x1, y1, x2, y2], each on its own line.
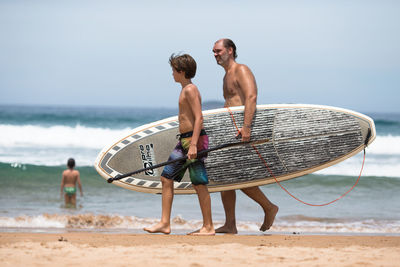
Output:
[1, 232, 399, 266]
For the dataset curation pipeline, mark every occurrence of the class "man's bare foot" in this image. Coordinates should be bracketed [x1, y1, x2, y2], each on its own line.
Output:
[260, 204, 279, 232]
[143, 222, 171, 234]
[187, 227, 215, 236]
[215, 224, 238, 234]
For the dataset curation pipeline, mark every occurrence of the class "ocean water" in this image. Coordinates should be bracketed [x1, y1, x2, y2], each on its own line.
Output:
[0, 104, 399, 235]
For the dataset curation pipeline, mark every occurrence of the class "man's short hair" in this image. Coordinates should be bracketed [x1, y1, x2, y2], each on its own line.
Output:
[222, 39, 237, 59]
[169, 54, 197, 79]
[67, 158, 75, 169]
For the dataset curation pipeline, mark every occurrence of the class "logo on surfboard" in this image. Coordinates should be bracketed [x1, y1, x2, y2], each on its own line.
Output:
[139, 144, 158, 176]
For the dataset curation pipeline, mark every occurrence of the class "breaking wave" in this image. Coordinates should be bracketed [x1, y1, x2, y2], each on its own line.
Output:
[1, 213, 399, 234]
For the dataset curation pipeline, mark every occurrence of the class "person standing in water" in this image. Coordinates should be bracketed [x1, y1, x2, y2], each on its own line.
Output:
[60, 158, 83, 207]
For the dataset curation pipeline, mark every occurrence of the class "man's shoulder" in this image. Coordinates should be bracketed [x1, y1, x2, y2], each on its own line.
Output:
[233, 63, 255, 81]
[235, 63, 252, 73]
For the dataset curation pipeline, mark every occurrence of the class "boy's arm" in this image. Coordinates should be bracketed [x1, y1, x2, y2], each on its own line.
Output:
[186, 85, 203, 160]
[236, 65, 257, 142]
[77, 172, 83, 196]
[60, 172, 65, 198]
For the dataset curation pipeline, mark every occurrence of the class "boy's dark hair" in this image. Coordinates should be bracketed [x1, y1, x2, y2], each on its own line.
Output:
[169, 54, 197, 79]
[67, 158, 75, 169]
[222, 39, 238, 59]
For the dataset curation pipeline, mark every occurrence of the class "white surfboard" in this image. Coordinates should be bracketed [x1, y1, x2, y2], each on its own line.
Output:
[94, 104, 376, 194]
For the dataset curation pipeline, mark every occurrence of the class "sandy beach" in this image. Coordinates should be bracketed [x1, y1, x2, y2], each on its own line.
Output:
[1, 232, 399, 266]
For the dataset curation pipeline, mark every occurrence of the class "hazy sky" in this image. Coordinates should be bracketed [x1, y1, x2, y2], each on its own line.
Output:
[1, 0, 399, 113]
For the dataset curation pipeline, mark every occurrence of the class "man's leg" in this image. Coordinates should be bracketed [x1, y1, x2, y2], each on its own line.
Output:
[241, 186, 279, 231]
[144, 177, 174, 234]
[215, 190, 238, 234]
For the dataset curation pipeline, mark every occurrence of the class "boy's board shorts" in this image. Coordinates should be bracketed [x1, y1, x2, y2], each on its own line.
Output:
[161, 129, 209, 185]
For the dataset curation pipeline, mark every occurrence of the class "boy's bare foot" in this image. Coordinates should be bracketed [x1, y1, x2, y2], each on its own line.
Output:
[143, 222, 171, 234]
[260, 204, 279, 232]
[215, 224, 238, 234]
[187, 227, 215, 236]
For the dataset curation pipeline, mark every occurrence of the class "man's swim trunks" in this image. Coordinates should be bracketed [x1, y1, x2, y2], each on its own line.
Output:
[161, 129, 209, 185]
[64, 187, 76, 196]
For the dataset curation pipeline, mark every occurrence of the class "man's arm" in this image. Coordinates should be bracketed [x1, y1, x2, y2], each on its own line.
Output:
[237, 65, 257, 141]
[186, 85, 204, 159]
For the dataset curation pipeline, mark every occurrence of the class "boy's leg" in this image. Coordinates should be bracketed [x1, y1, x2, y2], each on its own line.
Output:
[64, 194, 75, 208]
[71, 194, 77, 207]
[161, 177, 174, 225]
[64, 194, 69, 205]
[188, 184, 215, 236]
[144, 177, 174, 234]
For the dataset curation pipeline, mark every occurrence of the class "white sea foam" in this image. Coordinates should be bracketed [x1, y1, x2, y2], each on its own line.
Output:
[0, 124, 130, 149]
[316, 154, 400, 177]
[0, 124, 399, 177]
[312, 135, 400, 177]
[271, 219, 400, 234]
[0, 124, 131, 166]
[0, 214, 399, 234]
[0, 215, 65, 228]
[365, 134, 400, 155]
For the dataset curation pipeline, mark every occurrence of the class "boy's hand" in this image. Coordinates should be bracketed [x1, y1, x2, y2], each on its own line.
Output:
[188, 144, 197, 159]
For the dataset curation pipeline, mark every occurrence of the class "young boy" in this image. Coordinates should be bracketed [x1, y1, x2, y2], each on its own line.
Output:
[60, 158, 83, 208]
[144, 54, 215, 236]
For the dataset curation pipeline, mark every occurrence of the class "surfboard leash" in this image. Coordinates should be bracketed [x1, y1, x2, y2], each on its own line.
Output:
[226, 107, 366, 207]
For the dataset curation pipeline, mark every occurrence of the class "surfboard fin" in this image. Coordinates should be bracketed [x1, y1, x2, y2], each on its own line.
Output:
[364, 128, 371, 147]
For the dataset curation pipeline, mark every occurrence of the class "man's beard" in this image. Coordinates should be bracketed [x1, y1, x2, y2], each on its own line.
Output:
[216, 53, 229, 66]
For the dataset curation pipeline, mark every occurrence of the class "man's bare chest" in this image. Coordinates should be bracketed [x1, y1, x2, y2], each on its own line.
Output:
[223, 75, 241, 96]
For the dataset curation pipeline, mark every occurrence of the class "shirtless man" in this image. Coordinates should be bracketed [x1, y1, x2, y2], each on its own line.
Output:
[60, 158, 83, 208]
[213, 38, 279, 233]
[144, 54, 214, 236]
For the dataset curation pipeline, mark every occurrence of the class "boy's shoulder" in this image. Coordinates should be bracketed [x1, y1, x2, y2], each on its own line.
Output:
[183, 83, 198, 90]
[182, 83, 200, 97]
[63, 169, 79, 175]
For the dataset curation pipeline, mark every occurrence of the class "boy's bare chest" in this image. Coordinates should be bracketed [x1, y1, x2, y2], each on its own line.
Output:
[178, 91, 186, 107]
